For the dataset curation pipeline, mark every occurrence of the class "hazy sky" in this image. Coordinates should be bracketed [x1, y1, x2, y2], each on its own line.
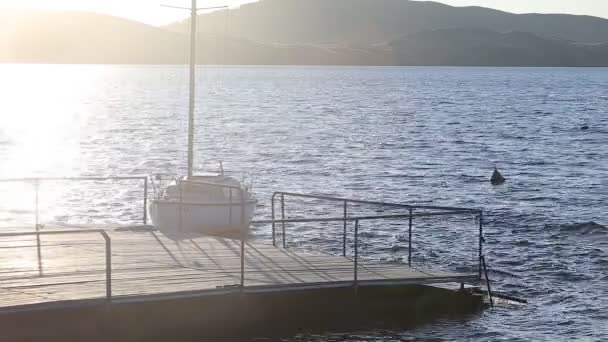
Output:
[1, 0, 607, 25]
[0, 0, 257, 25]
[435, 0, 608, 18]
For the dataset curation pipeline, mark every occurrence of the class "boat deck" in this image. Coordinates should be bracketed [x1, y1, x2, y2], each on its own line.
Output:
[0, 226, 477, 313]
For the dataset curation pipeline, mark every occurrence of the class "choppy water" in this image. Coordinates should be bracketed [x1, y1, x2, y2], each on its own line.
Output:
[0, 65, 607, 341]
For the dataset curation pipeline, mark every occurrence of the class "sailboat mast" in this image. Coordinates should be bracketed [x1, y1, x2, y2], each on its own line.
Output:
[187, 0, 197, 177]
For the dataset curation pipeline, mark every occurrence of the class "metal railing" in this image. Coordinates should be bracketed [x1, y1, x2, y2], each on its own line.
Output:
[0, 186, 485, 305]
[481, 255, 494, 307]
[0, 176, 149, 227]
[0, 229, 112, 301]
[266, 191, 484, 280]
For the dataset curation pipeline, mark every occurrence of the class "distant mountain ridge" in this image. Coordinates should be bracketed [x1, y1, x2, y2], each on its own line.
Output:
[0, 10, 386, 65]
[390, 28, 608, 66]
[2, 1, 608, 66]
[0, 10, 185, 64]
[173, 0, 608, 44]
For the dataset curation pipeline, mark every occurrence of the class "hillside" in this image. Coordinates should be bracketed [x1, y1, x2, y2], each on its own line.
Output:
[390, 28, 608, 66]
[2, 2, 608, 66]
[1, 10, 185, 64]
[0, 10, 385, 65]
[170, 0, 608, 44]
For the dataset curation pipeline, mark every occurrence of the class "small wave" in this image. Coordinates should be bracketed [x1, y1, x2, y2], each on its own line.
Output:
[594, 259, 608, 267]
[526, 160, 550, 166]
[513, 239, 535, 247]
[287, 158, 318, 165]
[381, 174, 426, 179]
[498, 259, 526, 267]
[358, 231, 377, 239]
[555, 221, 607, 235]
[544, 294, 577, 305]
[489, 268, 518, 278]
[519, 196, 559, 202]
[388, 245, 408, 253]
[0, 208, 33, 215]
[459, 174, 486, 183]
[553, 270, 592, 282]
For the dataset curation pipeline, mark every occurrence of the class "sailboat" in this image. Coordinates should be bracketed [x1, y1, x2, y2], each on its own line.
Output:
[149, 0, 256, 239]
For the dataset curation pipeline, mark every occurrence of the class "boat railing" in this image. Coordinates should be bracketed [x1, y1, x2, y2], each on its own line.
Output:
[0, 175, 252, 232]
[174, 179, 248, 228]
[257, 192, 484, 280]
[0, 176, 149, 228]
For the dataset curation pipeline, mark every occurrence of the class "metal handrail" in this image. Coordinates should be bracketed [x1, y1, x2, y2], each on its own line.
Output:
[254, 211, 473, 225]
[0, 182, 484, 298]
[175, 179, 242, 190]
[0, 176, 149, 226]
[0, 229, 112, 301]
[478, 212, 484, 278]
[481, 255, 494, 307]
[353, 219, 359, 292]
[270, 191, 484, 282]
[150, 200, 255, 206]
[271, 191, 482, 213]
[0, 176, 147, 182]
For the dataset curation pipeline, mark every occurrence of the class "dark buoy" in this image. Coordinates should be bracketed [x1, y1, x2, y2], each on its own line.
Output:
[491, 167, 506, 185]
[581, 125, 589, 130]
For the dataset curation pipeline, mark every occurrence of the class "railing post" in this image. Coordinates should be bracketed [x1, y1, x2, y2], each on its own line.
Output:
[353, 219, 359, 292]
[478, 211, 483, 279]
[240, 236, 245, 289]
[408, 208, 413, 267]
[482, 256, 494, 307]
[271, 194, 276, 247]
[240, 187, 246, 289]
[228, 188, 233, 226]
[34, 179, 40, 230]
[281, 194, 286, 248]
[240, 187, 245, 227]
[143, 177, 148, 225]
[343, 200, 348, 257]
[34, 179, 42, 276]
[100, 231, 112, 301]
[178, 180, 184, 233]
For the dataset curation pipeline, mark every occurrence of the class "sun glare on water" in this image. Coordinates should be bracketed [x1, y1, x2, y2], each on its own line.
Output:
[0, 65, 98, 223]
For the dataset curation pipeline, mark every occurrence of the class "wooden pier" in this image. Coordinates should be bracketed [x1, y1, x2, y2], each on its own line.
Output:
[0, 184, 488, 340]
[0, 226, 477, 312]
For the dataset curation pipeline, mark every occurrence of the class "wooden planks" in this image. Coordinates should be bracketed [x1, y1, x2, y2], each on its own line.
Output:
[0, 227, 476, 311]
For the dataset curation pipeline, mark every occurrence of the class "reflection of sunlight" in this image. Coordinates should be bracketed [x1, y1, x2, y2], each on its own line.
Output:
[0, 182, 35, 213]
[4, 244, 39, 270]
[0, 65, 98, 224]
[0, 66, 84, 177]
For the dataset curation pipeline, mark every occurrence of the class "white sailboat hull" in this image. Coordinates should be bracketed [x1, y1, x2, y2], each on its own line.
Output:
[149, 199, 256, 238]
